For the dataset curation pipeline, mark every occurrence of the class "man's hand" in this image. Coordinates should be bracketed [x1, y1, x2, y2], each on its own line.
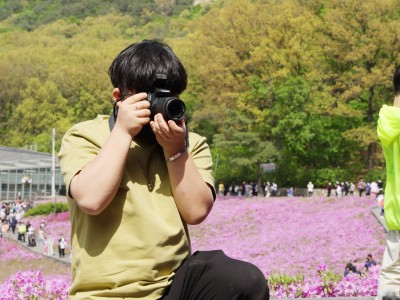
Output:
[114, 93, 151, 138]
[150, 113, 186, 156]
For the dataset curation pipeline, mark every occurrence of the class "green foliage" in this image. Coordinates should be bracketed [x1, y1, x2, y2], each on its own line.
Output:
[211, 110, 279, 182]
[24, 202, 69, 217]
[364, 168, 386, 183]
[268, 268, 341, 297]
[268, 273, 305, 298]
[0, 0, 196, 30]
[0, 0, 399, 187]
[268, 273, 304, 286]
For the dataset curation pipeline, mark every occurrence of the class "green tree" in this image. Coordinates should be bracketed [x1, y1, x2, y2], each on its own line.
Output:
[7, 78, 70, 152]
[212, 111, 279, 183]
[317, 0, 400, 170]
[1, 0, 399, 186]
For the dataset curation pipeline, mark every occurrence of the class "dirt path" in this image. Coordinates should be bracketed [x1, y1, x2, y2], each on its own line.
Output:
[4, 229, 71, 265]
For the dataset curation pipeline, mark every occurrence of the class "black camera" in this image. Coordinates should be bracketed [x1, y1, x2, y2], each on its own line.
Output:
[147, 74, 186, 122]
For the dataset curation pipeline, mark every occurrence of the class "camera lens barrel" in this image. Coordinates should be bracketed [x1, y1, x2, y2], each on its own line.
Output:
[152, 97, 186, 122]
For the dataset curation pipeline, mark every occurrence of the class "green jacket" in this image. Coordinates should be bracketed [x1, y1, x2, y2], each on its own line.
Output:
[18, 224, 27, 234]
[377, 104, 400, 230]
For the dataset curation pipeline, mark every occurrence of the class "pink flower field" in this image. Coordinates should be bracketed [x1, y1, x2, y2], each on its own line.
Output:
[189, 195, 386, 278]
[0, 195, 386, 298]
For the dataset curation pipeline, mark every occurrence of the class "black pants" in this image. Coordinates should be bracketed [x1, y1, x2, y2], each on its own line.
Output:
[160, 250, 269, 300]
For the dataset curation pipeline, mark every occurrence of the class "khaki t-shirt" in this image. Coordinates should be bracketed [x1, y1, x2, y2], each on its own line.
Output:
[58, 115, 215, 299]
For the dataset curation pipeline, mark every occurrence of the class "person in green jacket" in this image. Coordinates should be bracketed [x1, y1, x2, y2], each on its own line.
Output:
[377, 65, 400, 299]
[17, 221, 27, 243]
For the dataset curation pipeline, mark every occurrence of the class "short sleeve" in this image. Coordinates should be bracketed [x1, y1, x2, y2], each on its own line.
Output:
[58, 118, 108, 196]
[188, 133, 216, 200]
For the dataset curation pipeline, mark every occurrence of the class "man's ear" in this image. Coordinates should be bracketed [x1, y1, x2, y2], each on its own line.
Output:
[112, 88, 121, 101]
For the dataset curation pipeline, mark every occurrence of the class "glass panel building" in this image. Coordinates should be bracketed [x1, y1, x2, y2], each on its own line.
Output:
[0, 146, 66, 201]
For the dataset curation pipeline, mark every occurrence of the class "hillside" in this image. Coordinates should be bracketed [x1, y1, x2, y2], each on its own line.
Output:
[0, 0, 201, 31]
[1, 0, 400, 186]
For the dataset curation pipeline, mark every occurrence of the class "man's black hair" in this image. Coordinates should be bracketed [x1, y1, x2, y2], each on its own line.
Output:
[393, 65, 400, 96]
[108, 39, 187, 96]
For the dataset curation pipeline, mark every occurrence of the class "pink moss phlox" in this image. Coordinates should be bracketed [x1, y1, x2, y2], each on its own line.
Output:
[0, 195, 385, 298]
[0, 270, 69, 299]
[190, 196, 386, 277]
[0, 239, 42, 261]
[269, 263, 380, 298]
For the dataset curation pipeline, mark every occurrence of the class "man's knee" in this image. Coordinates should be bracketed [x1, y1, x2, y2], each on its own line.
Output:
[230, 260, 269, 299]
[207, 251, 269, 299]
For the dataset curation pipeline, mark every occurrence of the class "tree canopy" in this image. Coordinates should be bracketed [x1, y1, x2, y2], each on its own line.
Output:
[1, 0, 399, 187]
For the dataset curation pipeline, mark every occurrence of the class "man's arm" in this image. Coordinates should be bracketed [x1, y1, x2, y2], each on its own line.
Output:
[69, 128, 132, 215]
[393, 95, 400, 107]
[69, 93, 151, 215]
[165, 150, 214, 225]
[151, 114, 214, 225]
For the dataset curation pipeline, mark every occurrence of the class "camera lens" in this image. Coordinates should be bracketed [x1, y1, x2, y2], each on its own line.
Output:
[165, 98, 186, 120]
[153, 97, 186, 121]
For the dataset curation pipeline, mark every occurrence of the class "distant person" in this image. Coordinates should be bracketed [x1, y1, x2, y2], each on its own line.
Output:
[47, 235, 54, 256]
[376, 64, 400, 300]
[378, 179, 384, 193]
[336, 182, 342, 197]
[58, 236, 67, 258]
[40, 220, 46, 231]
[349, 182, 355, 195]
[264, 182, 271, 197]
[245, 182, 252, 197]
[251, 182, 258, 196]
[364, 254, 377, 272]
[365, 182, 371, 196]
[377, 192, 385, 216]
[230, 182, 237, 196]
[287, 187, 293, 197]
[326, 182, 332, 197]
[17, 221, 26, 243]
[344, 262, 361, 277]
[38, 227, 45, 246]
[224, 182, 230, 196]
[343, 181, 349, 196]
[27, 225, 36, 247]
[218, 182, 224, 196]
[357, 179, 365, 197]
[307, 181, 314, 196]
[370, 180, 379, 197]
[9, 214, 17, 234]
[271, 182, 278, 197]
[1, 220, 8, 238]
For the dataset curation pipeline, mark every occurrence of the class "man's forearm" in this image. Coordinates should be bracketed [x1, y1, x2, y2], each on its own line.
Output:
[393, 95, 400, 107]
[166, 152, 214, 225]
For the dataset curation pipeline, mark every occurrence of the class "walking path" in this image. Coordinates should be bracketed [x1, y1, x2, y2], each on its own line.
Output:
[371, 206, 388, 233]
[5, 229, 71, 265]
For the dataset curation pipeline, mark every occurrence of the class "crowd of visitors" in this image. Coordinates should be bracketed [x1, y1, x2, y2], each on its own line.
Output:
[0, 199, 26, 239]
[0, 199, 68, 259]
[344, 254, 377, 277]
[217, 178, 385, 199]
[218, 181, 280, 197]
[326, 179, 382, 198]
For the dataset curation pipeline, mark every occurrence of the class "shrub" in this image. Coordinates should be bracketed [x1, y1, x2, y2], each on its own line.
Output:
[24, 202, 68, 217]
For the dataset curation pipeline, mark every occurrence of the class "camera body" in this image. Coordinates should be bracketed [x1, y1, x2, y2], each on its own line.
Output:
[147, 74, 186, 122]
